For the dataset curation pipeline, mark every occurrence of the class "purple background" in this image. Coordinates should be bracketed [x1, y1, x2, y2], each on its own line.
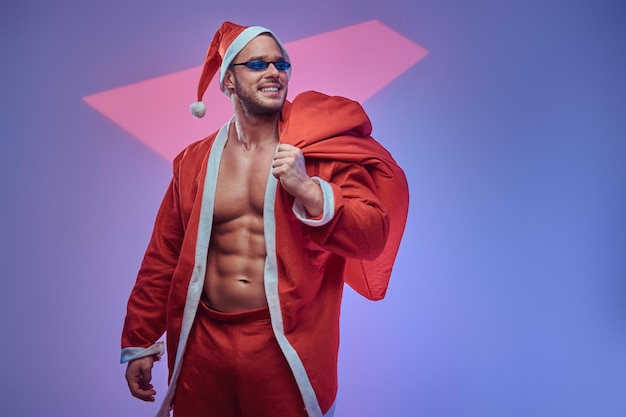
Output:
[2, 1, 625, 416]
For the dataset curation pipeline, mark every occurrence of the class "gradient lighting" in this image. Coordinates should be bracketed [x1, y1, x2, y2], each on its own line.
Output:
[3, 2, 625, 417]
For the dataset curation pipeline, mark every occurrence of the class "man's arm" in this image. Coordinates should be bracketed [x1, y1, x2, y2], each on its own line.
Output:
[120, 171, 185, 404]
[273, 144, 390, 260]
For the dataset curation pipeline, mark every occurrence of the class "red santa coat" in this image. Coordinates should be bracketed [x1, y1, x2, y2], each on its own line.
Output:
[121, 91, 409, 417]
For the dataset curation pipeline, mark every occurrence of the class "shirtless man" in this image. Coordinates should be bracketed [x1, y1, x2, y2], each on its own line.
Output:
[204, 33, 322, 313]
[121, 21, 408, 417]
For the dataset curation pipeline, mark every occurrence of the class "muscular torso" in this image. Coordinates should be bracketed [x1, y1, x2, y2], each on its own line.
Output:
[203, 128, 277, 312]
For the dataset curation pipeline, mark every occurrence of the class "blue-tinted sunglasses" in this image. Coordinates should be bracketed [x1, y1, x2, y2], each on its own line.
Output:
[231, 60, 291, 71]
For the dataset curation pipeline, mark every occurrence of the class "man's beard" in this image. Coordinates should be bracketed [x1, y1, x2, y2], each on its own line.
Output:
[233, 76, 286, 116]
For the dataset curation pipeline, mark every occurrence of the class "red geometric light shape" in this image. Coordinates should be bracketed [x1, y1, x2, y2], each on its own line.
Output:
[83, 20, 428, 160]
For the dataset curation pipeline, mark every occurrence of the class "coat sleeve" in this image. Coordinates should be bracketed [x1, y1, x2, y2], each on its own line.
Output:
[295, 150, 409, 301]
[120, 166, 185, 354]
[303, 160, 390, 261]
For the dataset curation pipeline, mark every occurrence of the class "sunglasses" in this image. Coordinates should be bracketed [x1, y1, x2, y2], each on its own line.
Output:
[231, 60, 291, 71]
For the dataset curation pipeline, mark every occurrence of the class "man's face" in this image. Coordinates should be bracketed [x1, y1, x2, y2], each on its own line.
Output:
[225, 34, 289, 116]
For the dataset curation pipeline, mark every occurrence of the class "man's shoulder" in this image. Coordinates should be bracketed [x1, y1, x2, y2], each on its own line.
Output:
[173, 131, 220, 168]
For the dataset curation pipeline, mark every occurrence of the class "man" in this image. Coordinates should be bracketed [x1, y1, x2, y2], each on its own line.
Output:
[121, 21, 409, 417]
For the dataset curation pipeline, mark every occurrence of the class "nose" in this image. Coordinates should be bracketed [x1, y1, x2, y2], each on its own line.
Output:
[266, 62, 281, 75]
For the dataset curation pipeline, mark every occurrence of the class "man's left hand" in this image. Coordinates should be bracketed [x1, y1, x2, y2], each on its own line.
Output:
[272, 144, 323, 217]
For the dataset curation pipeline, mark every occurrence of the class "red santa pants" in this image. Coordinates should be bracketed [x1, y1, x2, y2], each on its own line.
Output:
[172, 300, 307, 417]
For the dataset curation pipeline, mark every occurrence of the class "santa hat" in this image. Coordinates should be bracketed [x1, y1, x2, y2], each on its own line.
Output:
[190, 21, 292, 118]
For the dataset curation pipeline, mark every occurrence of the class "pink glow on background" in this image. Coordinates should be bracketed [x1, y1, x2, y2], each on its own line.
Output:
[82, 20, 428, 160]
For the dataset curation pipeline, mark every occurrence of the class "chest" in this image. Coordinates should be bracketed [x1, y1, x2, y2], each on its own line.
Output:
[212, 143, 276, 223]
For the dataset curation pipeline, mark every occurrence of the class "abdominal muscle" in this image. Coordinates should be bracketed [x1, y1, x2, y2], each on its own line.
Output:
[204, 214, 269, 312]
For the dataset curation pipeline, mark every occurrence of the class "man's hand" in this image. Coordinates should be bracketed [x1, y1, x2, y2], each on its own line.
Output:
[125, 356, 157, 402]
[272, 144, 323, 217]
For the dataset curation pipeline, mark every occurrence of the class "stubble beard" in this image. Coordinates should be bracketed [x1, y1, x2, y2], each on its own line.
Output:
[233, 76, 287, 117]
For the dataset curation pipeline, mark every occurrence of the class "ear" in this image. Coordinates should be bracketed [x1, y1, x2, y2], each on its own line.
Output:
[223, 69, 236, 94]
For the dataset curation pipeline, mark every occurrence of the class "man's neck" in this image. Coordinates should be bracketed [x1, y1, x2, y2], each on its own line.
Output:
[232, 113, 280, 151]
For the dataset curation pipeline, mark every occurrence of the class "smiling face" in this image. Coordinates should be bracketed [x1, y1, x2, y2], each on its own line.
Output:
[223, 34, 289, 116]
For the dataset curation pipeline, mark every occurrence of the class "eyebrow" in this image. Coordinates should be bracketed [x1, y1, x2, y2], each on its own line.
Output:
[244, 55, 287, 62]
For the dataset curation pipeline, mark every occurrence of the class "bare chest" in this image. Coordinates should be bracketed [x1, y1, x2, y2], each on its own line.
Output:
[213, 143, 275, 224]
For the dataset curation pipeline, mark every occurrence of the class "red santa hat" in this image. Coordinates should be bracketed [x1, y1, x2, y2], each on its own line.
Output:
[190, 21, 292, 118]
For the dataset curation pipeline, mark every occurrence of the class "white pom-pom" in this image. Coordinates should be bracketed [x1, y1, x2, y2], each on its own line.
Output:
[190, 101, 206, 118]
